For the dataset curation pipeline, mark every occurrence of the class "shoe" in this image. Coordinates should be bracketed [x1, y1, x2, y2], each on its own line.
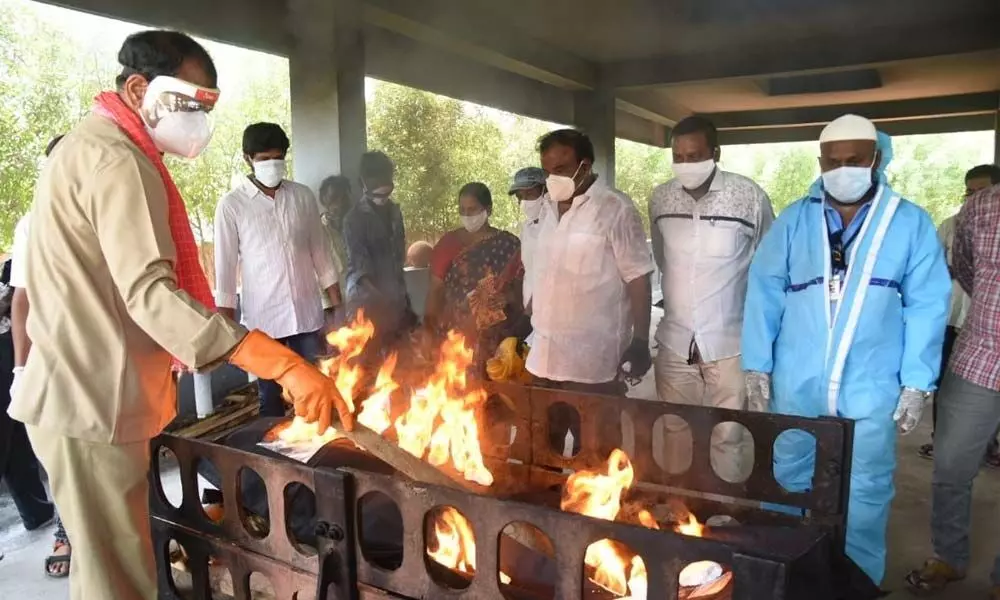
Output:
[904, 558, 965, 596]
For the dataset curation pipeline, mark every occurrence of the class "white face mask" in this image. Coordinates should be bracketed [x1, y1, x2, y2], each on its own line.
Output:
[253, 159, 286, 188]
[521, 199, 542, 221]
[460, 210, 488, 233]
[672, 159, 716, 190]
[546, 163, 584, 203]
[822, 159, 875, 204]
[367, 185, 392, 205]
[147, 111, 213, 158]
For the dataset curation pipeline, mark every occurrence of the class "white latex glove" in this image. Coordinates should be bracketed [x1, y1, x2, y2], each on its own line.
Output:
[893, 387, 928, 435]
[10, 366, 24, 399]
[745, 371, 771, 412]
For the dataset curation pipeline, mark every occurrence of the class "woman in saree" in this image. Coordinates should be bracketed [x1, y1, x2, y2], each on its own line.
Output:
[423, 182, 525, 375]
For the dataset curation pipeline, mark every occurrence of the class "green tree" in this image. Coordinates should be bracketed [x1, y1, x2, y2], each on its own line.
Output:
[367, 81, 513, 243]
[615, 138, 671, 231]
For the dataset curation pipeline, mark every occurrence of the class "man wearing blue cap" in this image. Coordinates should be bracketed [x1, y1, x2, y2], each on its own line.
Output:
[741, 114, 950, 586]
[508, 167, 547, 309]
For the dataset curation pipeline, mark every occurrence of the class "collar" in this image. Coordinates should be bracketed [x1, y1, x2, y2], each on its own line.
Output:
[242, 176, 281, 198]
[707, 168, 725, 192]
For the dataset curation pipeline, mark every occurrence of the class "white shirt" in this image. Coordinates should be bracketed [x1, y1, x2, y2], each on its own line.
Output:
[527, 178, 654, 383]
[938, 214, 970, 329]
[214, 178, 338, 339]
[10, 212, 31, 289]
[520, 215, 542, 307]
[649, 169, 774, 363]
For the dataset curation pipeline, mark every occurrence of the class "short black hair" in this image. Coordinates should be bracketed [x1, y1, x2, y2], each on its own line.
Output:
[458, 182, 492, 212]
[965, 164, 1000, 184]
[242, 123, 290, 157]
[44, 135, 64, 157]
[538, 129, 595, 163]
[359, 151, 395, 184]
[320, 175, 352, 204]
[115, 30, 217, 89]
[671, 116, 719, 150]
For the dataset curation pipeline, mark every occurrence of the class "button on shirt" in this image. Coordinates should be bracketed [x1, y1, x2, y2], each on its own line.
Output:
[952, 185, 1000, 391]
[528, 178, 654, 383]
[650, 170, 774, 363]
[214, 178, 338, 340]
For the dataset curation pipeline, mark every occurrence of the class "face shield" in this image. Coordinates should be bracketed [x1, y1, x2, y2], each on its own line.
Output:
[140, 76, 220, 158]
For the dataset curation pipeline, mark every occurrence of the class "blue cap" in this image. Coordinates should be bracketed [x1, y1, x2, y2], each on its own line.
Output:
[508, 167, 546, 195]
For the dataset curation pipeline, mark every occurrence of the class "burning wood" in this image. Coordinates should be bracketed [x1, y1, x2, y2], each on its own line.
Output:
[275, 312, 496, 487]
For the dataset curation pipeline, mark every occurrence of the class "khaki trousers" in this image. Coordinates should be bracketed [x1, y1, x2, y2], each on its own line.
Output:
[652, 350, 749, 483]
[27, 425, 156, 600]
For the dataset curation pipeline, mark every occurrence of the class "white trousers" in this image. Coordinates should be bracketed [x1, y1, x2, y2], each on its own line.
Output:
[652, 349, 749, 483]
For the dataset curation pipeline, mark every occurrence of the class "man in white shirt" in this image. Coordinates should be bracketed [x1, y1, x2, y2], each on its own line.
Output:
[649, 116, 774, 482]
[528, 128, 654, 414]
[215, 123, 341, 418]
[508, 167, 547, 310]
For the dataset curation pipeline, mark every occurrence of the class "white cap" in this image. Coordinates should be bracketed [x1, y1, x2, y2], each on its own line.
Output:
[819, 114, 877, 143]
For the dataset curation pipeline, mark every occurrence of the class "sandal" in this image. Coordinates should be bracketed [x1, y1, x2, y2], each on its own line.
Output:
[904, 558, 964, 596]
[44, 541, 71, 578]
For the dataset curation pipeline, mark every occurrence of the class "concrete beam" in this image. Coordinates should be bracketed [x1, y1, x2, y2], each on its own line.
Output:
[615, 110, 669, 148]
[706, 92, 1000, 130]
[717, 113, 997, 146]
[34, 0, 287, 55]
[361, 0, 597, 90]
[365, 27, 574, 128]
[603, 16, 1000, 88]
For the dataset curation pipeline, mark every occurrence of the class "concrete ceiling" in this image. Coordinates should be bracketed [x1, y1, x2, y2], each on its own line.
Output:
[33, 0, 1000, 145]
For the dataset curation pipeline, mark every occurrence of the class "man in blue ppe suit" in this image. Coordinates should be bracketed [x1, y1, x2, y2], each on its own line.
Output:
[741, 114, 951, 586]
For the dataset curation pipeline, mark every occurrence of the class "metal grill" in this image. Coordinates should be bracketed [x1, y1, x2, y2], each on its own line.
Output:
[150, 383, 861, 600]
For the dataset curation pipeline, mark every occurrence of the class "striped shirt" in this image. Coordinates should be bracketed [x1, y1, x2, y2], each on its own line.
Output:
[951, 184, 1000, 391]
[214, 178, 338, 340]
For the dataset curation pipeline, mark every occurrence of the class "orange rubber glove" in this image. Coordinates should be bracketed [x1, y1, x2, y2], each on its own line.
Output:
[229, 330, 355, 432]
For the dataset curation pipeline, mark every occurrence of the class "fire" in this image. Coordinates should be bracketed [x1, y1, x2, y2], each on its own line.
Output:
[277, 416, 342, 444]
[393, 331, 493, 486]
[675, 513, 705, 538]
[320, 310, 376, 414]
[560, 449, 651, 598]
[355, 353, 398, 434]
[426, 507, 476, 575]
[316, 315, 493, 486]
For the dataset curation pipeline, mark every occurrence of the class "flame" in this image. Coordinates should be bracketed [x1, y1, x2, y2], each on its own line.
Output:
[277, 416, 342, 444]
[500, 571, 512, 585]
[355, 353, 398, 434]
[560, 449, 649, 598]
[675, 514, 705, 538]
[320, 310, 376, 413]
[638, 509, 660, 530]
[313, 315, 493, 486]
[426, 507, 476, 575]
[394, 331, 493, 486]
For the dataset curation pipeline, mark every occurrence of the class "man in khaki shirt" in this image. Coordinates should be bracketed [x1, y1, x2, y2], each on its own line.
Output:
[9, 30, 353, 600]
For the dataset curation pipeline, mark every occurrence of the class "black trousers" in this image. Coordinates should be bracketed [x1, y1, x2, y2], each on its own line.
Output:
[0, 332, 54, 529]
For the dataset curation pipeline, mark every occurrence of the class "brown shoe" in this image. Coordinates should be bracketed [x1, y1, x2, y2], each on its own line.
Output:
[991, 585, 1000, 600]
[904, 558, 965, 596]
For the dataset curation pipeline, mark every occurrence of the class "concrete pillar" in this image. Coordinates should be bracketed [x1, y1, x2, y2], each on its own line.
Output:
[287, 0, 367, 192]
[574, 82, 617, 188]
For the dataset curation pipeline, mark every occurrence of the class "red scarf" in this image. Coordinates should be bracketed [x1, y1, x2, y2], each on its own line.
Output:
[93, 92, 216, 367]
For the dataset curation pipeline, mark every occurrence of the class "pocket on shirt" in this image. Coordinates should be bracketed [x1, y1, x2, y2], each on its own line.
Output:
[566, 232, 605, 277]
[703, 221, 748, 259]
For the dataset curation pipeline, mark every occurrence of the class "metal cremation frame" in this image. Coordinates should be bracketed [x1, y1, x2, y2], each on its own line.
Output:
[150, 383, 855, 600]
